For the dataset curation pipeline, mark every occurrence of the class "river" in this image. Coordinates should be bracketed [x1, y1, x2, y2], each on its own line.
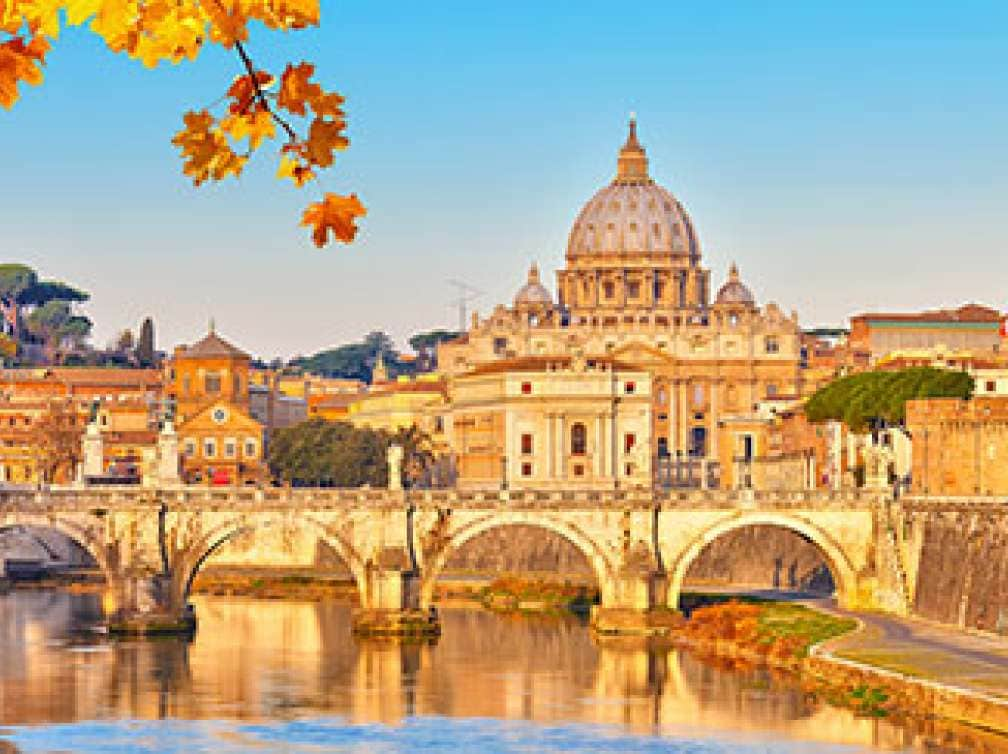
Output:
[0, 591, 999, 753]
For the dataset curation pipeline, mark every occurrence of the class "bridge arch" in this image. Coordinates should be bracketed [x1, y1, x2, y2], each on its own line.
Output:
[420, 512, 619, 606]
[667, 512, 858, 610]
[0, 513, 112, 578]
[176, 515, 367, 605]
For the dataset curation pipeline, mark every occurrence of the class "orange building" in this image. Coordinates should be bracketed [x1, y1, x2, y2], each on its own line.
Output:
[849, 304, 1004, 365]
[906, 396, 1008, 496]
[167, 327, 265, 485]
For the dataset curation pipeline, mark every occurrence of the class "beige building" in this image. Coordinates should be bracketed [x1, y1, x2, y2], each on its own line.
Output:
[439, 118, 802, 483]
[449, 356, 651, 490]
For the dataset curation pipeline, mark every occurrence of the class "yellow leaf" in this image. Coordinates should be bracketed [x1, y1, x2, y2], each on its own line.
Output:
[64, 0, 101, 26]
[220, 109, 276, 150]
[276, 155, 315, 186]
[300, 192, 366, 247]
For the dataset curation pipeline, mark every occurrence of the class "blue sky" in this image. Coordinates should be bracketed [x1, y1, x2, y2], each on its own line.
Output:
[2, 1, 1006, 359]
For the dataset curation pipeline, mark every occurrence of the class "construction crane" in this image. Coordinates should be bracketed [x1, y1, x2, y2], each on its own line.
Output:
[448, 279, 483, 331]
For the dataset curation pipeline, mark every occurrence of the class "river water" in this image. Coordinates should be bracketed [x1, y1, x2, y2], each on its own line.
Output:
[0, 591, 999, 753]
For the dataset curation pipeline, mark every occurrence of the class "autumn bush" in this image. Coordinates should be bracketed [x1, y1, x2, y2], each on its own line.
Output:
[679, 599, 856, 664]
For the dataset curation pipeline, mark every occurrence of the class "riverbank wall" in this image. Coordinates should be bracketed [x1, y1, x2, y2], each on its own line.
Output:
[907, 507, 1008, 634]
[808, 640, 1008, 736]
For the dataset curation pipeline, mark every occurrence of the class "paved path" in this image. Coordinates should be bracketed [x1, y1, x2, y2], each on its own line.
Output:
[826, 605, 1008, 698]
[685, 586, 1008, 697]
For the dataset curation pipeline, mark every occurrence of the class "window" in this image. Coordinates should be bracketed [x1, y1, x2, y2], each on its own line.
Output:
[624, 381, 636, 394]
[521, 433, 533, 455]
[573, 464, 585, 477]
[204, 439, 216, 458]
[434, 416, 444, 432]
[224, 440, 236, 458]
[654, 280, 665, 300]
[570, 423, 587, 455]
[624, 433, 636, 454]
[493, 337, 508, 355]
[205, 373, 222, 393]
[658, 413, 668, 421]
[987, 380, 997, 393]
[603, 281, 615, 299]
[627, 281, 640, 298]
[657, 437, 669, 457]
[521, 381, 533, 395]
[765, 337, 780, 354]
[657, 388, 667, 405]
[244, 439, 257, 458]
[766, 383, 778, 397]
[624, 463, 634, 476]
[693, 384, 705, 407]
[521, 462, 532, 477]
[183, 440, 196, 457]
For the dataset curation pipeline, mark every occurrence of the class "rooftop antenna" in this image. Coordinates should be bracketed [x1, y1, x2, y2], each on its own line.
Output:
[447, 279, 483, 331]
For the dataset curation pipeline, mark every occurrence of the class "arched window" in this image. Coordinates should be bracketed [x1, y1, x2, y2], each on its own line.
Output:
[570, 423, 587, 456]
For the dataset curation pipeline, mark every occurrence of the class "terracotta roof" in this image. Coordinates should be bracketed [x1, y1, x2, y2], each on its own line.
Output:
[467, 355, 640, 376]
[105, 430, 158, 445]
[177, 331, 249, 359]
[853, 304, 1003, 324]
[311, 393, 362, 409]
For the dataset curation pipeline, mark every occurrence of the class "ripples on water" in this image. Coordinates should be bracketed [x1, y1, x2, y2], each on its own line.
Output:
[0, 591, 998, 753]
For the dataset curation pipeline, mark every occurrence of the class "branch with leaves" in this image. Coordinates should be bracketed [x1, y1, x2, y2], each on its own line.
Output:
[1, 1, 365, 247]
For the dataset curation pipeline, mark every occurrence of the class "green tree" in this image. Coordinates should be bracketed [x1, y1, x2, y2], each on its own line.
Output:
[24, 301, 92, 358]
[267, 419, 436, 488]
[295, 330, 402, 382]
[805, 367, 974, 431]
[268, 419, 389, 487]
[137, 317, 156, 367]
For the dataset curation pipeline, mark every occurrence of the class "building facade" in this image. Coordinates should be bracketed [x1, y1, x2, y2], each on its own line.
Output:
[439, 119, 803, 482]
[450, 356, 652, 490]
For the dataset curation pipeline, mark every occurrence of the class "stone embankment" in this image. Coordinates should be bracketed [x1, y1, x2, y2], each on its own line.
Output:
[911, 507, 1008, 632]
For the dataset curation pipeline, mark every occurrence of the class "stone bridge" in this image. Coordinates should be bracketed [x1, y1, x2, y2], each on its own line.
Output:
[0, 486, 927, 635]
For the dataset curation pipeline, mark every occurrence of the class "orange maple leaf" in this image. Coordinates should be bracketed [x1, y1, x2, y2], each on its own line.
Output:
[304, 116, 348, 167]
[277, 61, 320, 116]
[0, 35, 49, 110]
[226, 70, 274, 114]
[300, 192, 366, 247]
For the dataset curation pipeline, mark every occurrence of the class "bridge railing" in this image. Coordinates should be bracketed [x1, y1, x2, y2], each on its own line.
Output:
[0, 484, 885, 512]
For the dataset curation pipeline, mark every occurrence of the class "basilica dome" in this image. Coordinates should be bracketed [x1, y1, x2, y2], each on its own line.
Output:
[715, 263, 755, 307]
[514, 263, 552, 307]
[565, 118, 700, 260]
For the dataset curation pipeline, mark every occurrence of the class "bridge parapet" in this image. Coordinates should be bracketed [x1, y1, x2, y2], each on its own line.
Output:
[0, 485, 885, 514]
[901, 495, 1008, 513]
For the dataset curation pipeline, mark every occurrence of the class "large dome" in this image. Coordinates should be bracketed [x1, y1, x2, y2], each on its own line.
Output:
[566, 118, 700, 260]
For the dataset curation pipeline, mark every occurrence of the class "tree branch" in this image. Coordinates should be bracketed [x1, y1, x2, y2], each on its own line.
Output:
[233, 39, 299, 143]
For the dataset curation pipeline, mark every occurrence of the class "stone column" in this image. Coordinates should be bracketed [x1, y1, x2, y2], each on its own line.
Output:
[81, 421, 103, 481]
[668, 379, 679, 457]
[157, 421, 180, 486]
[546, 412, 556, 479]
[709, 380, 718, 459]
[594, 414, 605, 478]
[555, 415, 566, 479]
[105, 570, 194, 636]
[387, 444, 403, 491]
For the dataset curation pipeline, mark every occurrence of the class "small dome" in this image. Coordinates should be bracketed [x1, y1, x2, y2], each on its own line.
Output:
[715, 263, 755, 307]
[514, 263, 552, 307]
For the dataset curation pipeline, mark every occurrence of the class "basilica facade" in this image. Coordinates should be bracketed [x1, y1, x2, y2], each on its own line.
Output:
[439, 119, 803, 486]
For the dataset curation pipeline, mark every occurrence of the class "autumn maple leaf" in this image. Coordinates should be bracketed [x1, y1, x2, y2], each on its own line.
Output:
[0, 35, 49, 109]
[300, 193, 366, 247]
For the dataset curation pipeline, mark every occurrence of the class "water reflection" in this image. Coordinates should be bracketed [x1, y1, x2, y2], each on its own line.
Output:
[0, 591, 1004, 753]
